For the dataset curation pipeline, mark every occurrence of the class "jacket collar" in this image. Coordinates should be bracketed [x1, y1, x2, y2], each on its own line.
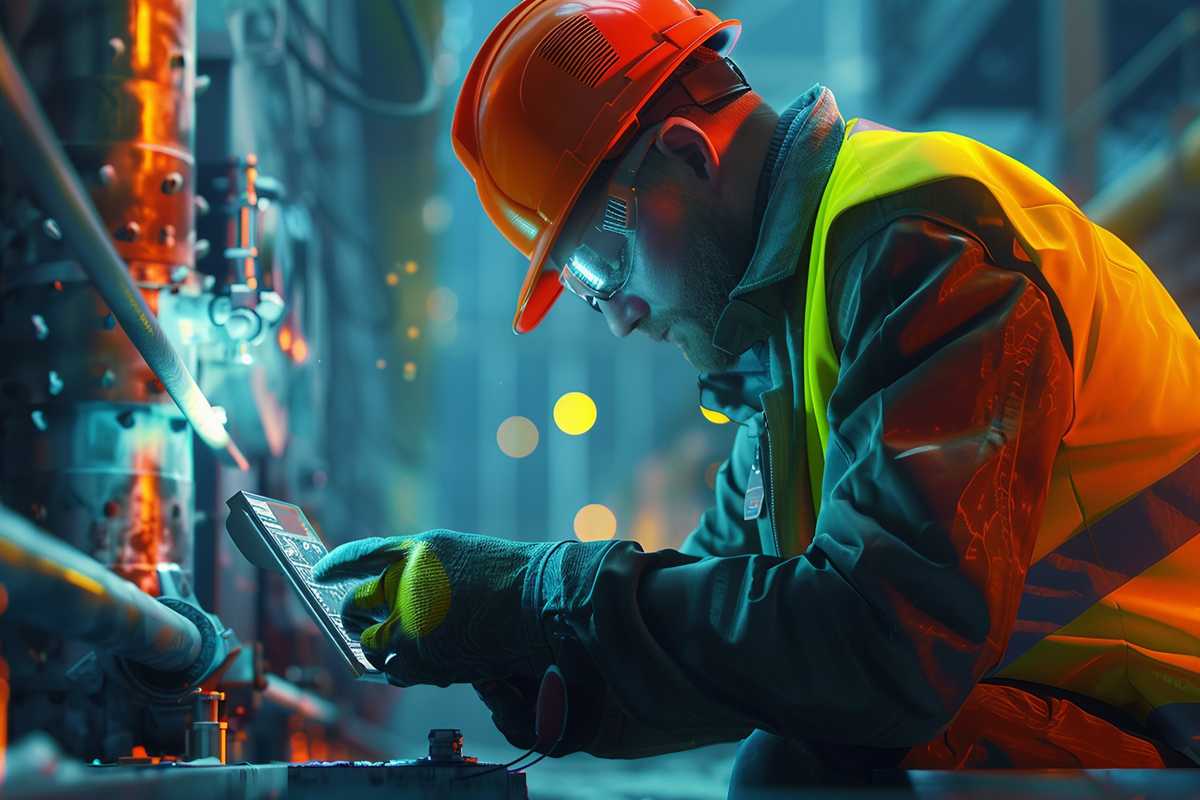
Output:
[711, 85, 845, 357]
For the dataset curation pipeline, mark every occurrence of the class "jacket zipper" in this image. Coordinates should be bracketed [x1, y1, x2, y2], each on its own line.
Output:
[762, 420, 781, 557]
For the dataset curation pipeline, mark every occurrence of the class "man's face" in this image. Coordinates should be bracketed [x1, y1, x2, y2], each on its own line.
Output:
[563, 146, 751, 373]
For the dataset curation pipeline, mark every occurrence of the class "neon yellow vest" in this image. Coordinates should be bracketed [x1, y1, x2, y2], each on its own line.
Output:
[803, 121, 1200, 748]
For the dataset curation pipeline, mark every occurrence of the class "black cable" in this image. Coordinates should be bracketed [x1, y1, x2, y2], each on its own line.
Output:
[514, 751, 550, 771]
[285, 0, 439, 118]
[455, 747, 538, 781]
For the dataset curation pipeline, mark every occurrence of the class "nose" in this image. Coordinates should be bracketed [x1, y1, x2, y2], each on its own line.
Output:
[598, 291, 650, 338]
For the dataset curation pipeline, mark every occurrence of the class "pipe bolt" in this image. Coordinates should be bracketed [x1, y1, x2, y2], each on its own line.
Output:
[160, 225, 177, 247]
[161, 173, 185, 194]
[116, 222, 141, 242]
[31, 411, 47, 432]
[31, 314, 49, 340]
[48, 371, 63, 396]
[108, 37, 126, 60]
[42, 218, 62, 240]
[100, 369, 116, 388]
[99, 164, 117, 186]
[194, 195, 210, 216]
[195, 239, 211, 259]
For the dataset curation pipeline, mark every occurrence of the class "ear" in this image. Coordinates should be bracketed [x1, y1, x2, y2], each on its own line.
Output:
[654, 116, 720, 182]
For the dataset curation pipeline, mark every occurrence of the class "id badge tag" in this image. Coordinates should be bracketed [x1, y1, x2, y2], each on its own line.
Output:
[744, 460, 765, 521]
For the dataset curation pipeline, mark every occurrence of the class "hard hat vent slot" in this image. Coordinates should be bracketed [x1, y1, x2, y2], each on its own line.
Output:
[533, 14, 619, 89]
[601, 197, 631, 232]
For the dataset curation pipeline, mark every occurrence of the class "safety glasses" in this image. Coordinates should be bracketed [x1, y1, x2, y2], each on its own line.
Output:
[557, 119, 705, 312]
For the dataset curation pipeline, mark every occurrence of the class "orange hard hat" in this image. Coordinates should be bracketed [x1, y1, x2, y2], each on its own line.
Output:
[453, 0, 741, 334]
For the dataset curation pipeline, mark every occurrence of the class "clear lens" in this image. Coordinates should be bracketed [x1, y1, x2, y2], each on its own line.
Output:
[559, 267, 604, 312]
[561, 224, 630, 302]
[568, 245, 611, 293]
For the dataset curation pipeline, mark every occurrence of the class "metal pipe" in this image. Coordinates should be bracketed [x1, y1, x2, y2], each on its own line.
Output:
[1085, 114, 1200, 242]
[0, 504, 202, 672]
[0, 29, 247, 472]
[1063, 8, 1200, 141]
[262, 674, 339, 726]
[262, 673, 397, 758]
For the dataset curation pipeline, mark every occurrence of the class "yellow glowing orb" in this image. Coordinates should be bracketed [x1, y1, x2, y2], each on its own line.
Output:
[553, 392, 597, 435]
[386, 272, 400, 286]
[700, 405, 731, 425]
[403, 361, 418, 381]
[496, 416, 539, 458]
[574, 504, 617, 541]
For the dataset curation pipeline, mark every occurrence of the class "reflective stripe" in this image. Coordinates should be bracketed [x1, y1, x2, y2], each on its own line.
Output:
[1000, 450, 1200, 670]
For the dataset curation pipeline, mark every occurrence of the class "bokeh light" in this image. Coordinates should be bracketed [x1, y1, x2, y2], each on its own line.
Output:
[426, 287, 459, 322]
[700, 405, 731, 425]
[497, 415, 539, 458]
[291, 337, 309, 364]
[406, 325, 421, 340]
[705, 461, 721, 490]
[422, 195, 453, 234]
[553, 392, 597, 435]
[376, 358, 387, 370]
[574, 504, 617, 541]
[386, 272, 399, 286]
[404, 260, 419, 275]
[403, 361, 418, 381]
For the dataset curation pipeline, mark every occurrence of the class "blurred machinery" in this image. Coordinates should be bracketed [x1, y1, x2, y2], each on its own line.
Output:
[0, 0, 250, 762]
[0, 1, 521, 796]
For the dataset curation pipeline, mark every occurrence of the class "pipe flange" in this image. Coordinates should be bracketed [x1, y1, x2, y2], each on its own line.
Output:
[116, 598, 223, 702]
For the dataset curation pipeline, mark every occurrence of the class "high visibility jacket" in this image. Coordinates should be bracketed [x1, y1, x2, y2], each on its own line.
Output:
[803, 120, 1200, 758]
[561, 87, 1200, 764]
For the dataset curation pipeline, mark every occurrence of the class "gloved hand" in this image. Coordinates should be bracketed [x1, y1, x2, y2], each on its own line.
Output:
[311, 530, 616, 688]
[473, 667, 745, 759]
[472, 636, 610, 756]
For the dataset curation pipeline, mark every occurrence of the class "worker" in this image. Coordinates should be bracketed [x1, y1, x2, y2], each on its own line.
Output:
[314, 0, 1200, 792]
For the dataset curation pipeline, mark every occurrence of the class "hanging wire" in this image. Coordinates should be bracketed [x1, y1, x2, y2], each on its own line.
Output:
[455, 746, 540, 781]
[285, 0, 439, 117]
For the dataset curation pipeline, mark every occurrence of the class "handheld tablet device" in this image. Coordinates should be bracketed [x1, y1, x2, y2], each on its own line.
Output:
[225, 491, 386, 682]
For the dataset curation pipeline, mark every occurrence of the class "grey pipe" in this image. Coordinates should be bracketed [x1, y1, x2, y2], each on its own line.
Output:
[0, 504, 202, 672]
[0, 28, 247, 471]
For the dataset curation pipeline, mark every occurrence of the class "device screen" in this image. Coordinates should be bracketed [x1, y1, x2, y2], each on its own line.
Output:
[226, 491, 382, 679]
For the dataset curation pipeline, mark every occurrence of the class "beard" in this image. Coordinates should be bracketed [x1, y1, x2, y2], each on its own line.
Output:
[669, 209, 750, 373]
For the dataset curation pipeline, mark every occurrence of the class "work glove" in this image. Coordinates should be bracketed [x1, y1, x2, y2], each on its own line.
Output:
[474, 666, 746, 759]
[471, 635, 610, 756]
[311, 530, 617, 688]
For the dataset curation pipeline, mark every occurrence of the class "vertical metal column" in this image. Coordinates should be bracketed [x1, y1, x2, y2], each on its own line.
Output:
[546, 317, 588, 541]
[1041, 0, 1105, 200]
[476, 242, 519, 540]
[0, 0, 199, 759]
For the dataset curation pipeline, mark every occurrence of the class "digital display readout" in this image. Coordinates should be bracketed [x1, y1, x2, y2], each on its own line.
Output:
[242, 494, 376, 673]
